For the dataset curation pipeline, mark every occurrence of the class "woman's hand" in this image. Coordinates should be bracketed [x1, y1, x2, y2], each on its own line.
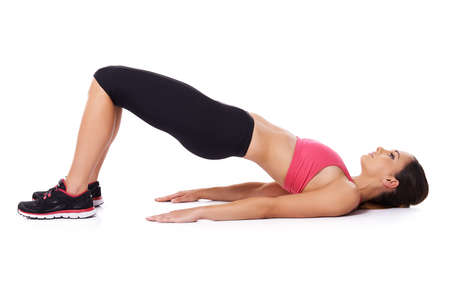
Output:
[147, 196, 274, 222]
[146, 207, 202, 223]
[154, 189, 203, 203]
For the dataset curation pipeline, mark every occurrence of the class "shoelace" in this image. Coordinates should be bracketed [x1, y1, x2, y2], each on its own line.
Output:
[44, 185, 59, 199]
[37, 185, 59, 205]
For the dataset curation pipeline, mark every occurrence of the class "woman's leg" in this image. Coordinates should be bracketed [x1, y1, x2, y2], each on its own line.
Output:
[87, 105, 122, 183]
[65, 78, 118, 195]
[92, 65, 254, 160]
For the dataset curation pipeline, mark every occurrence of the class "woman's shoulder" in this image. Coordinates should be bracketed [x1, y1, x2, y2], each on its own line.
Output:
[281, 175, 360, 208]
[326, 176, 361, 208]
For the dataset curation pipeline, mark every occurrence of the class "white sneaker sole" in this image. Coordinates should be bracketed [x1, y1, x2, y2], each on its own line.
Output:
[18, 207, 96, 219]
[93, 196, 104, 207]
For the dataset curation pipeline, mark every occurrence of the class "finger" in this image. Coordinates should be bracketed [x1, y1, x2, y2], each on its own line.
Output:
[155, 193, 178, 201]
[155, 191, 184, 202]
[146, 213, 164, 221]
[155, 195, 173, 202]
[146, 214, 160, 220]
[151, 214, 170, 223]
[171, 195, 196, 203]
[162, 216, 175, 223]
[171, 196, 189, 203]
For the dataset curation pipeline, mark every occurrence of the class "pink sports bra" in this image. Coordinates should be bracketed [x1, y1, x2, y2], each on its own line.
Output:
[283, 136, 354, 194]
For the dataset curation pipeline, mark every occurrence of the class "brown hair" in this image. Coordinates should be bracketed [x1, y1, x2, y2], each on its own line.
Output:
[357, 156, 429, 209]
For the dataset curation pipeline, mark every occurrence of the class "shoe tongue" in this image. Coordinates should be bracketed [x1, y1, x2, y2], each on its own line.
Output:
[58, 179, 67, 191]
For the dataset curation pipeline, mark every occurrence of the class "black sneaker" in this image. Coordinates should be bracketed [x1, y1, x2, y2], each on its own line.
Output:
[19, 178, 95, 219]
[32, 180, 104, 207]
[88, 181, 103, 207]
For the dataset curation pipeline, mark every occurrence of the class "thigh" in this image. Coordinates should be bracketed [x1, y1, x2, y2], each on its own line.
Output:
[93, 65, 254, 159]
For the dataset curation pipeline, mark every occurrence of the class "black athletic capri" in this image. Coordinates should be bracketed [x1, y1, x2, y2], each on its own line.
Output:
[93, 65, 254, 160]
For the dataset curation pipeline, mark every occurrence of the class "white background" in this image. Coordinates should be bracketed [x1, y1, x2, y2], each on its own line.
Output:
[1, 0, 448, 299]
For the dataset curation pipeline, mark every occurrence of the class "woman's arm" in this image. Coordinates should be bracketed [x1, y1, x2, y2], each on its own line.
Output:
[146, 182, 360, 222]
[155, 181, 289, 203]
[200, 181, 289, 201]
[146, 197, 272, 222]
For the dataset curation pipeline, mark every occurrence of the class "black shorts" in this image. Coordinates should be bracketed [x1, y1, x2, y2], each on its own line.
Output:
[93, 65, 254, 159]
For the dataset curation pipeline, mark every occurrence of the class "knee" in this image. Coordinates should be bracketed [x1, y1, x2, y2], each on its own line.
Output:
[92, 65, 128, 93]
[93, 65, 119, 79]
[91, 65, 120, 102]
[92, 65, 131, 106]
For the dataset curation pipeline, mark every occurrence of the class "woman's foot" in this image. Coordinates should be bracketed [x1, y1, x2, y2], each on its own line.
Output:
[32, 180, 104, 207]
[18, 178, 95, 219]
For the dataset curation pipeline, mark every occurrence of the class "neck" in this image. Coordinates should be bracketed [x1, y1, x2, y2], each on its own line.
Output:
[351, 174, 382, 203]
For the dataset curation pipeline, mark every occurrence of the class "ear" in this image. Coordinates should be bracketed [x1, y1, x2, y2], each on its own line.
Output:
[382, 176, 399, 190]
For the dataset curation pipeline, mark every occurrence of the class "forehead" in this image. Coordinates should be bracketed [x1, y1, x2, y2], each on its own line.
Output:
[398, 150, 413, 163]
[399, 150, 410, 157]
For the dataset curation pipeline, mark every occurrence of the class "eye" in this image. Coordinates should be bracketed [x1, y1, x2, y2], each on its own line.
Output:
[390, 152, 395, 159]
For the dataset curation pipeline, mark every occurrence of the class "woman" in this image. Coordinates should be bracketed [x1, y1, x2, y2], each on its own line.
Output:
[17, 65, 429, 222]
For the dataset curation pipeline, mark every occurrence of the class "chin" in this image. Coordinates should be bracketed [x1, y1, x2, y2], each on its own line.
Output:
[360, 154, 368, 168]
[362, 153, 371, 160]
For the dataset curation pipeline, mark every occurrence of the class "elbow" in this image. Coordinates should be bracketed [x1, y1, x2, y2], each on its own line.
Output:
[330, 192, 361, 217]
[329, 203, 358, 217]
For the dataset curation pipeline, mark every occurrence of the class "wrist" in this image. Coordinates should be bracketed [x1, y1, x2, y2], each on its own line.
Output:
[197, 187, 219, 200]
[195, 206, 208, 220]
[196, 188, 209, 200]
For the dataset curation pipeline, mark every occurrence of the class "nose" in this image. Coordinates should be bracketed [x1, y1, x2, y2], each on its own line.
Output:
[376, 146, 384, 153]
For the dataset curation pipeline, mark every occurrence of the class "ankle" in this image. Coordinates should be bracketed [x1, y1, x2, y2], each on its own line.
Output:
[87, 178, 98, 185]
[65, 176, 88, 196]
[87, 173, 99, 184]
[67, 184, 89, 196]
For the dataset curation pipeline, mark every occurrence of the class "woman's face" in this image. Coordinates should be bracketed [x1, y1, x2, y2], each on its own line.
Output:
[361, 146, 414, 187]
